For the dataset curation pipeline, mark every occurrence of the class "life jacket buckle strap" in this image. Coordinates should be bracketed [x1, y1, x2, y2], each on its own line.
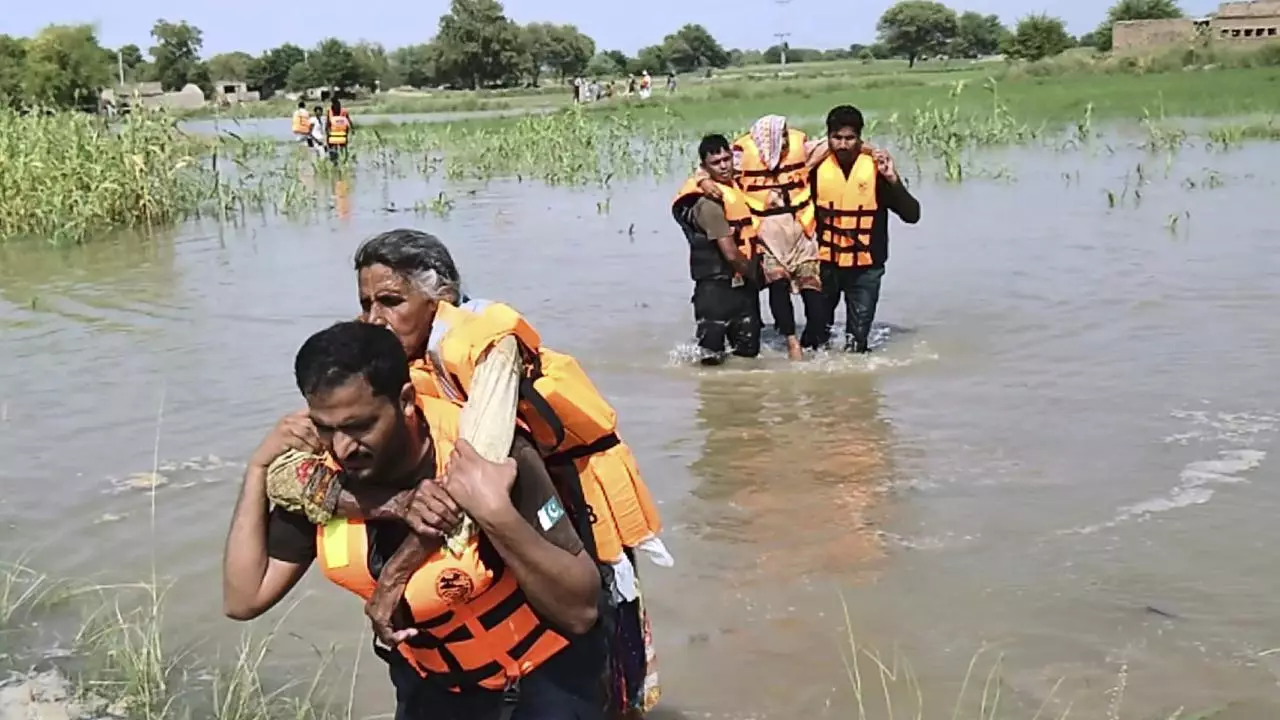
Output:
[502, 676, 521, 702]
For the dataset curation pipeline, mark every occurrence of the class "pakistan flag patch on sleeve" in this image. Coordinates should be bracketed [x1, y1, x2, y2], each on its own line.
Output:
[537, 496, 566, 531]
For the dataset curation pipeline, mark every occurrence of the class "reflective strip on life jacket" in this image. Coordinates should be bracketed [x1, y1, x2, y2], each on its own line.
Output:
[813, 153, 879, 268]
[413, 299, 662, 564]
[291, 110, 310, 134]
[671, 177, 761, 263]
[734, 129, 813, 215]
[316, 396, 563, 690]
[317, 397, 495, 617]
[327, 111, 350, 145]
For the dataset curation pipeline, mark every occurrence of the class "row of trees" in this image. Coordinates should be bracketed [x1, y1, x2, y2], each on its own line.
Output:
[0, 0, 1190, 111]
[0, 0, 735, 109]
[876, 0, 1185, 66]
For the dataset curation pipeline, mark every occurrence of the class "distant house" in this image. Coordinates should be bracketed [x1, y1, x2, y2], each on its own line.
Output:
[214, 80, 261, 106]
[1113, 0, 1280, 50]
[100, 81, 206, 112]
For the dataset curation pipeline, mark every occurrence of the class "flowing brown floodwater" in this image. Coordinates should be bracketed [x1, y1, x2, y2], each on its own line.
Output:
[3, 139, 1280, 719]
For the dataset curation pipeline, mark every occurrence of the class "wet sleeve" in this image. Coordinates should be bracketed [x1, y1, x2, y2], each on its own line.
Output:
[508, 436, 585, 555]
[877, 175, 921, 223]
[266, 507, 318, 563]
[692, 197, 733, 240]
[459, 336, 521, 462]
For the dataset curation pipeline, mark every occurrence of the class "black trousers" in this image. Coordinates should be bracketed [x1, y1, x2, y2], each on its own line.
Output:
[766, 281, 829, 350]
[819, 264, 885, 353]
[389, 655, 604, 720]
[692, 278, 761, 363]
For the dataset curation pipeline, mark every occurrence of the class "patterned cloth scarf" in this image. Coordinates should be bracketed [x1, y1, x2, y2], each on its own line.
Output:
[749, 114, 789, 170]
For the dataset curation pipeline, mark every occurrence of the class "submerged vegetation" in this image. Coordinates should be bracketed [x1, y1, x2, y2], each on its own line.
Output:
[0, 559, 1231, 720]
[3, 69, 1276, 244]
[1, 561, 353, 720]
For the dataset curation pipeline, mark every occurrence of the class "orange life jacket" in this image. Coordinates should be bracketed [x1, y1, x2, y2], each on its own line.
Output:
[409, 300, 662, 565]
[291, 108, 310, 134]
[671, 176, 762, 267]
[812, 153, 879, 268]
[327, 108, 350, 145]
[317, 395, 567, 691]
[734, 129, 816, 233]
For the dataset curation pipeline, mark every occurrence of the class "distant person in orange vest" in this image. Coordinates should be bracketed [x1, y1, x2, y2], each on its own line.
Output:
[639, 70, 652, 99]
[291, 101, 311, 145]
[326, 97, 353, 164]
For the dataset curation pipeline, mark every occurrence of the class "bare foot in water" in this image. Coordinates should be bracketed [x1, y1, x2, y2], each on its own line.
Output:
[786, 336, 803, 361]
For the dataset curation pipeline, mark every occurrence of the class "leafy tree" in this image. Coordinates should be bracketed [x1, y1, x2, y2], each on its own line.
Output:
[602, 50, 631, 71]
[433, 0, 526, 89]
[389, 43, 439, 88]
[876, 0, 959, 67]
[660, 24, 729, 72]
[1006, 13, 1074, 60]
[118, 43, 144, 70]
[952, 12, 1007, 58]
[1077, 30, 1101, 47]
[247, 43, 304, 98]
[207, 51, 253, 81]
[0, 35, 27, 107]
[524, 23, 594, 82]
[285, 61, 318, 92]
[352, 41, 391, 89]
[763, 43, 788, 64]
[1093, 0, 1183, 51]
[585, 51, 623, 78]
[149, 19, 207, 92]
[112, 43, 152, 82]
[22, 24, 112, 109]
[629, 44, 668, 75]
[307, 38, 367, 91]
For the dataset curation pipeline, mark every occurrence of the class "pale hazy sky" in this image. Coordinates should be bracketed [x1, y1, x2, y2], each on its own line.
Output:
[11, 0, 1220, 56]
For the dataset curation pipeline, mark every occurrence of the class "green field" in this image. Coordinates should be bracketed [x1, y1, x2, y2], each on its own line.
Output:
[206, 42, 1280, 130]
[6, 43, 1280, 245]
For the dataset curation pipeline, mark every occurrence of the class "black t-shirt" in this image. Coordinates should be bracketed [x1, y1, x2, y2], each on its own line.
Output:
[265, 434, 606, 701]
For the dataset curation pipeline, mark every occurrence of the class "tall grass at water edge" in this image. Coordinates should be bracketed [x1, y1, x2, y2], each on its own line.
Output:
[4, 68, 1280, 246]
[1, 560, 1233, 720]
[0, 109, 324, 244]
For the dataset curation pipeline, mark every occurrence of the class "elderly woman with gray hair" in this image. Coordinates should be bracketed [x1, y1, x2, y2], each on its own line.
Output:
[694, 115, 852, 358]
[264, 229, 667, 718]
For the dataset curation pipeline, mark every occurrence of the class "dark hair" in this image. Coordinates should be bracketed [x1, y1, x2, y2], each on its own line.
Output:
[331, 96, 342, 109]
[298, 101, 306, 109]
[313, 105, 323, 114]
[295, 322, 409, 402]
[826, 105, 865, 135]
[697, 133, 731, 161]
[353, 229, 462, 302]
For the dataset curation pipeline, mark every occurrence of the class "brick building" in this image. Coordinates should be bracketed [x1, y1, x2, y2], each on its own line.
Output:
[1112, 0, 1280, 50]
